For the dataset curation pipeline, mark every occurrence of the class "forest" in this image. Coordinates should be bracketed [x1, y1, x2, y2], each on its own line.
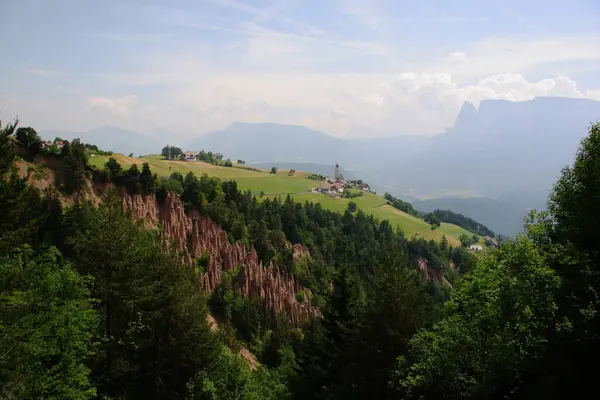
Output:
[425, 209, 496, 237]
[1, 119, 600, 399]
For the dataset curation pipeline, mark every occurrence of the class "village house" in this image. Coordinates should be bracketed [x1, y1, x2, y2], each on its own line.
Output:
[330, 181, 345, 193]
[42, 139, 65, 150]
[318, 182, 334, 194]
[360, 183, 370, 191]
[469, 244, 484, 252]
[214, 153, 223, 161]
[183, 151, 197, 161]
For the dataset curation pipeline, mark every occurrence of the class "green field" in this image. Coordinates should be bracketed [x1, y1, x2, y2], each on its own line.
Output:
[287, 198, 470, 246]
[89, 155, 319, 194]
[268, 192, 387, 213]
[90, 154, 474, 245]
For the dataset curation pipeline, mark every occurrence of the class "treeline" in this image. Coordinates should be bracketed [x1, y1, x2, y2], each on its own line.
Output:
[160, 145, 183, 160]
[308, 173, 326, 180]
[342, 189, 363, 198]
[161, 145, 238, 167]
[426, 208, 495, 237]
[385, 191, 493, 236]
[83, 143, 113, 155]
[384, 192, 420, 217]
[93, 157, 157, 196]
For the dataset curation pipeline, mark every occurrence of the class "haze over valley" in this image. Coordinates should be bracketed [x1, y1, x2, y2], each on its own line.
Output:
[40, 96, 600, 236]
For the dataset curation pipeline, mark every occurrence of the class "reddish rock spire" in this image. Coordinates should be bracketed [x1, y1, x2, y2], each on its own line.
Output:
[119, 191, 320, 325]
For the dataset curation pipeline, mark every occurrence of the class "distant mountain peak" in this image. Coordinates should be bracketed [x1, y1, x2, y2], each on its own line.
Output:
[453, 101, 478, 130]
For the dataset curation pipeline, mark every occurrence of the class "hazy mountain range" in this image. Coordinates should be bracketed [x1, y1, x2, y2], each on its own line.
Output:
[41, 96, 600, 236]
[386, 97, 600, 196]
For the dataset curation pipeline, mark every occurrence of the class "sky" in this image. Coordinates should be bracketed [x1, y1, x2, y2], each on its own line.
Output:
[1, 0, 599, 139]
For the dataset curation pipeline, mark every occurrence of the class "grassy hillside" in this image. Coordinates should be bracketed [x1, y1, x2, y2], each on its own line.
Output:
[275, 195, 471, 246]
[89, 155, 318, 194]
[89, 154, 473, 244]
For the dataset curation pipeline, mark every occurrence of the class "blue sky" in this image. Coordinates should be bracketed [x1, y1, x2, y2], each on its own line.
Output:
[1, 0, 599, 138]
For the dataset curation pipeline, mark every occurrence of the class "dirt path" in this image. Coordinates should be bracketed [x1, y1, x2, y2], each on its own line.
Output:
[365, 202, 387, 209]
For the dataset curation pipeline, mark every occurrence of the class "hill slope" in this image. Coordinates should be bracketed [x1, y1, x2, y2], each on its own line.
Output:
[89, 154, 474, 245]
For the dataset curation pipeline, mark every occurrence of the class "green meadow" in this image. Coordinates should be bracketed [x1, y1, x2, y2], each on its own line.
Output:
[90, 154, 474, 244]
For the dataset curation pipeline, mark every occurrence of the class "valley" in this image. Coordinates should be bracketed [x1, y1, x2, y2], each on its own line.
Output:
[60, 96, 600, 237]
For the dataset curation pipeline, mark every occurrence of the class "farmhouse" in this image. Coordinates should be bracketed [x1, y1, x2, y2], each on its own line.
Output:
[42, 139, 66, 150]
[318, 182, 334, 194]
[330, 181, 345, 193]
[469, 244, 483, 252]
[214, 153, 224, 160]
[360, 183, 370, 191]
[183, 151, 197, 161]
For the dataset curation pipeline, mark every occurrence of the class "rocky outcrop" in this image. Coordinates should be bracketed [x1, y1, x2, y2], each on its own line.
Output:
[119, 191, 320, 325]
[292, 243, 310, 260]
[120, 191, 159, 225]
[418, 257, 445, 282]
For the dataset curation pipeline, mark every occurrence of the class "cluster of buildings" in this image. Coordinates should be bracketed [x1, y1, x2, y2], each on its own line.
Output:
[469, 244, 484, 252]
[183, 151, 197, 161]
[41, 139, 66, 150]
[469, 236, 499, 253]
[316, 162, 370, 197]
[182, 151, 223, 162]
[317, 181, 346, 196]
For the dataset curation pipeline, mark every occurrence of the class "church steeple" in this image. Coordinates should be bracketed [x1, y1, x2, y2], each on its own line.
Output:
[334, 162, 343, 181]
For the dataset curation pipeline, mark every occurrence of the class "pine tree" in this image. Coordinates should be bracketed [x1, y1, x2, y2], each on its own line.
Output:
[0, 246, 98, 399]
[356, 249, 433, 399]
[68, 191, 218, 399]
[140, 162, 155, 194]
[314, 265, 365, 399]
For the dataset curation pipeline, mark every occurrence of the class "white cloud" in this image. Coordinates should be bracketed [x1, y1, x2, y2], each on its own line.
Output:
[12, 70, 594, 138]
[444, 52, 466, 64]
[134, 71, 599, 137]
[440, 36, 600, 78]
[88, 95, 138, 115]
[6, 3, 600, 139]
